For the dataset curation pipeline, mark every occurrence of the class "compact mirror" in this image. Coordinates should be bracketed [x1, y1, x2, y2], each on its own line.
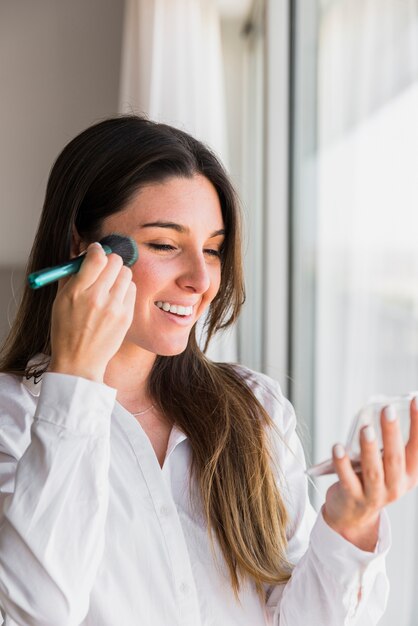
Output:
[307, 392, 418, 477]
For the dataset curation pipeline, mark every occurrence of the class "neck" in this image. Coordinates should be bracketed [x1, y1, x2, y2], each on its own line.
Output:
[103, 342, 157, 407]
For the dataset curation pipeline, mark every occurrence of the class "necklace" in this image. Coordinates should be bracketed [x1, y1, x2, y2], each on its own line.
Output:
[132, 404, 155, 417]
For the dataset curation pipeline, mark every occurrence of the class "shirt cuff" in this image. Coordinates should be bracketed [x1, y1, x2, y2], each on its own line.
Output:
[309, 507, 391, 586]
[34, 372, 117, 437]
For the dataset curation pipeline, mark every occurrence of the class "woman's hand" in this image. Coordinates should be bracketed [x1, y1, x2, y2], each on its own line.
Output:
[49, 242, 137, 383]
[322, 398, 418, 551]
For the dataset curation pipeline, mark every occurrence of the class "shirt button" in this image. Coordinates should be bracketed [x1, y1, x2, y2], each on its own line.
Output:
[159, 505, 170, 516]
[179, 581, 189, 594]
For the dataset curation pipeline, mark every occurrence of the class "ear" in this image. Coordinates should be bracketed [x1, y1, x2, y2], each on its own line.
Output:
[70, 223, 87, 257]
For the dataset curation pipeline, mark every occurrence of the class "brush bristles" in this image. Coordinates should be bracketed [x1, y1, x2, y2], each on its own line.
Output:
[99, 234, 138, 267]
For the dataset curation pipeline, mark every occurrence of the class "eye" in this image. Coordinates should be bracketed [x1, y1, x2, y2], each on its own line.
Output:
[147, 243, 177, 252]
[204, 248, 222, 258]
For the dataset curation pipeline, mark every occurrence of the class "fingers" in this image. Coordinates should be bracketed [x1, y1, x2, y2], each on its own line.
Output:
[332, 444, 363, 498]
[122, 281, 137, 328]
[71, 242, 109, 289]
[110, 265, 136, 304]
[328, 400, 417, 535]
[359, 425, 385, 503]
[89, 253, 125, 294]
[56, 249, 89, 294]
[405, 396, 418, 484]
[68, 243, 130, 295]
[380, 406, 405, 498]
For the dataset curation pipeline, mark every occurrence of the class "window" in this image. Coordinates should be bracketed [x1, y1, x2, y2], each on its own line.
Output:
[291, 2, 418, 624]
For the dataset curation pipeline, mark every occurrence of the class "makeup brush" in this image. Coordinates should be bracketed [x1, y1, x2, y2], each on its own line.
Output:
[28, 234, 138, 290]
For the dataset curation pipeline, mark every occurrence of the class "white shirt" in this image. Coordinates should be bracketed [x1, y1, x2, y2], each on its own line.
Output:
[0, 356, 390, 626]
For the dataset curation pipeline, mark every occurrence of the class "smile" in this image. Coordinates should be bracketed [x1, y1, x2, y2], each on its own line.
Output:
[155, 301, 194, 317]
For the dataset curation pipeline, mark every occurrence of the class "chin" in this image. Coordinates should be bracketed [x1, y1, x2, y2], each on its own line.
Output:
[138, 337, 190, 357]
[126, 327, 192, 356]
[157, 348, 187, 357]
[156, 342, 189, 357]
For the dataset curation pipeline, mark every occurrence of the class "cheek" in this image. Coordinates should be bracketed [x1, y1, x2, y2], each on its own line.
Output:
[208, 266, 222, 300]
[129, 264, 159, 315]
[130, 257, 165, 293]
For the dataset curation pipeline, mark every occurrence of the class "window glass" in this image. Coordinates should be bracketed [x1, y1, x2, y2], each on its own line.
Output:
[291, 2, 418, 624]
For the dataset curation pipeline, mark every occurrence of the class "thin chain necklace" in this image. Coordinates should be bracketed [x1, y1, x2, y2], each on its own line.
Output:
[132, 404, 155, 417]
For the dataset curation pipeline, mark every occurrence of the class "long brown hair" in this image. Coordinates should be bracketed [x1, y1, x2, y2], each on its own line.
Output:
[0, 115, 292, 597]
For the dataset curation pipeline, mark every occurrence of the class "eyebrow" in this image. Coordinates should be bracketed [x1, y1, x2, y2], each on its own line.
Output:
[139, 221, 225, 238]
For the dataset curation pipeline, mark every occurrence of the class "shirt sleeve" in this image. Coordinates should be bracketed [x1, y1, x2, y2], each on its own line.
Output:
[257, 379, 391, 626]
[0, 372, 116, 626]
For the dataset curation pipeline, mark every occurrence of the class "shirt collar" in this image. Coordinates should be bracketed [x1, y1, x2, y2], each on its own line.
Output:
[21, 357, 190, 446]
[167, 424, 188, 450]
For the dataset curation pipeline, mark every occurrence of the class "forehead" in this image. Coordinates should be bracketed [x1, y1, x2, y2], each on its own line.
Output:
[107, 175, 224, 231]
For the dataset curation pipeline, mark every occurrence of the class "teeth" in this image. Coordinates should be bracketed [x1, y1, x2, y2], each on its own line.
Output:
[156, 301, 193, 316]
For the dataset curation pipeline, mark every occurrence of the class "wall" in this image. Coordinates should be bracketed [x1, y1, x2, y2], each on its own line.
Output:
[0, 0, 124, 267]
[0, 0, 124, 343]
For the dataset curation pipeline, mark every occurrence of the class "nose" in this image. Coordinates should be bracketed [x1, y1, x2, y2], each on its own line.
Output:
[176, 252, 211, 294]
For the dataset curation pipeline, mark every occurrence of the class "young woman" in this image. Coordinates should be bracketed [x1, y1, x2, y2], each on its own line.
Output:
[0, 115, 416, 626]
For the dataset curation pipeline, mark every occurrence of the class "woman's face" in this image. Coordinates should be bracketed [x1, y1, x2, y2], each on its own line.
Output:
[101, 174, 225, 356]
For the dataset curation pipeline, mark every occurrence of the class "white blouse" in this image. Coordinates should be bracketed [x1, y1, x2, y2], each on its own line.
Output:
[0, 357, 390, 626]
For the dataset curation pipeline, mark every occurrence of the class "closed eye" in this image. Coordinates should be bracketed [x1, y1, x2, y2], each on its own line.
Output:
[148, 243, 222, 258]
[147, 243, 176, 251]
[204, 249, 222, 258]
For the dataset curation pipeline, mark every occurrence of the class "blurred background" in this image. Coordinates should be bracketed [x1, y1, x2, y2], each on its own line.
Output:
[1, 0, 417, 623]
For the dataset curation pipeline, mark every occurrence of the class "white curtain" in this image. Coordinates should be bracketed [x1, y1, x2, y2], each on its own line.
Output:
[118, 0, 237, 361]
[313, 1, 418, 624]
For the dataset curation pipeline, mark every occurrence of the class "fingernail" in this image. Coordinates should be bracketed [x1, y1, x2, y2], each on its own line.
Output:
[89, 242, 103, 251]
[364, 425, 376, 442]
[384, 405, 396, 422]
[413, 396, 418, 412]
[334, 443, 345, 459]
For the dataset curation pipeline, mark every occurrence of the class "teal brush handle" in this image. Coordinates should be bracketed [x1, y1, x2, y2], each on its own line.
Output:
[28, 245, 112, 289]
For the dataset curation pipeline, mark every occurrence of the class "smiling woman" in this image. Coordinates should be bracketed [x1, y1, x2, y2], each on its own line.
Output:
[97, 175, 224, 358]
[0, 115, 411, 626]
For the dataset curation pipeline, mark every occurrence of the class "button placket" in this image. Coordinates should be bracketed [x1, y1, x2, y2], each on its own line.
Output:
[159, 504, 170, 517]
[115, 405, 201, 625]
[179, 581, 189, 594]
